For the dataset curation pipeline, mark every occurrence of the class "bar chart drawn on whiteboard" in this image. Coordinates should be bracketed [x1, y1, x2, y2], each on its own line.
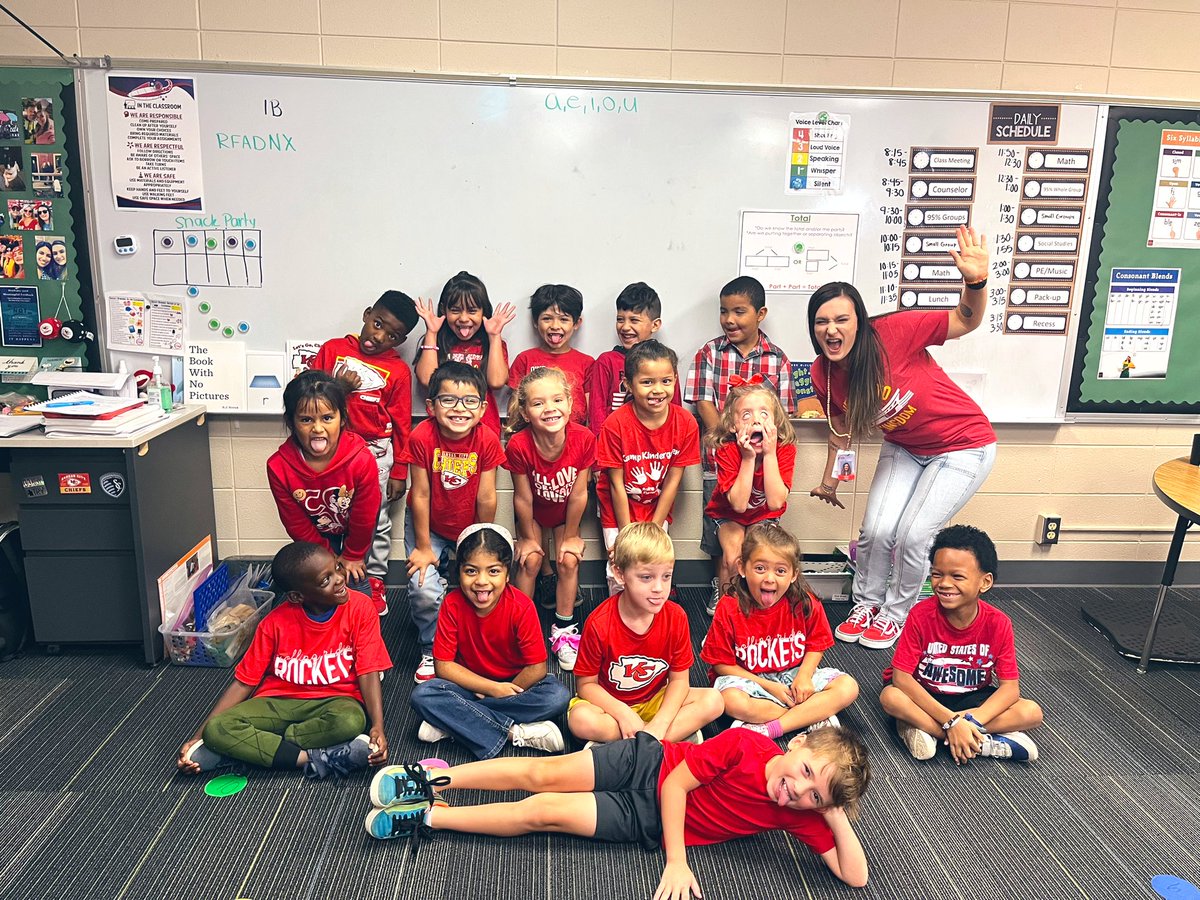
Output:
[153, 228, 262, 287]
[738, 211, 858, 293]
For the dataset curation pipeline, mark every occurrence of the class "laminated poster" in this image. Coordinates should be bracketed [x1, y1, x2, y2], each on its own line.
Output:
[107, 76, 204, 211]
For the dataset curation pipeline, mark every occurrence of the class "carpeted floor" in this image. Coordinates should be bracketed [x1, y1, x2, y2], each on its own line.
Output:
[0, 583, 1198, 900]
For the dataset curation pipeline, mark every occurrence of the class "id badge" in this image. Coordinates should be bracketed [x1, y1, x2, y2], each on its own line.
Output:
[831, 449, 857, 482]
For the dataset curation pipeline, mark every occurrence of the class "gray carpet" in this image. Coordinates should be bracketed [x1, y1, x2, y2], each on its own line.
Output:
[1, 583, 1198, 900]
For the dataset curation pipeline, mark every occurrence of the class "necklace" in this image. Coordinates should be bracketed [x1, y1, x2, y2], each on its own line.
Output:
[825, 362, 852, 441]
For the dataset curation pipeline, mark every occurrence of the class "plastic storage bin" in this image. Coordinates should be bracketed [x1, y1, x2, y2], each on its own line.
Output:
[159, 587, 274, 667]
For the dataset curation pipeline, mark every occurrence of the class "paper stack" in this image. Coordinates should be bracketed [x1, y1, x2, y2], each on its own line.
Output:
[27, 391, 159, 436]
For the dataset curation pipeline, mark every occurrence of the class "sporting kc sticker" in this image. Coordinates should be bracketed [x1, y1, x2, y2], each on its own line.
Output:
[100, 472, 126, 498]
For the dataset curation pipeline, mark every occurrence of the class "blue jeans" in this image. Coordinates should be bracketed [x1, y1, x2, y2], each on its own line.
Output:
[403, 515, 454, 654]
[853, 441, 996, 626]
[410, 675, 571, 759]
[327, 533, 371, 595]
[365, 437, 394, 582]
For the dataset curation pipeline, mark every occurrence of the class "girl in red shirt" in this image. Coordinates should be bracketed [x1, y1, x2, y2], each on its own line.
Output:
[701, 523, 859, 739]
[503, 367, 596, 672]
[266, 371, 381, 595]
[702, 381, 798, 601]
[413, 270, 515, 433]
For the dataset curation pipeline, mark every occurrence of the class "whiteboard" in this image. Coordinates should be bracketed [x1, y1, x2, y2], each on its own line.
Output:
[77, 68, 1104, 420]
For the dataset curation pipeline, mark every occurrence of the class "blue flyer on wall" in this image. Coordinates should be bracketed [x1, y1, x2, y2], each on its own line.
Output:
[0, 285, 42, 347]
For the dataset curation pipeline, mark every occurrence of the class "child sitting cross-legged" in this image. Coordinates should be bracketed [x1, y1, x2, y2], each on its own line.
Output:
[568, 522, 723, 747]
[177, 541, 390, 780]
[409, 523, 571, 758]
[881, 524, 1044, 763]
[701, 523, 859, 739]
[363, 724, 872, 893]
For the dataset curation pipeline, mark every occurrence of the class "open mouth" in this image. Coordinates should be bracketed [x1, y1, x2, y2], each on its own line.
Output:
[749, 429, 764, 443]
[362, 339, 377, 352]
[472, 588, 494, 605]
[825, 337, 843, 355]
[618, 331, 639, 345]
[545, 332, 565, 345]
[456, 324, 476, 339]
[758, 588, 777, 606]
[775, 777, 793, 806]
[308, 436, 329, 454]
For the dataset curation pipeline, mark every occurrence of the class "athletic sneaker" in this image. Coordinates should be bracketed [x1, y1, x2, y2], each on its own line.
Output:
[417, 720, 449, 743]
[978, 731, 1039, 762]
[183, 739, 229, 773]
[729, 720, 775, 738]
[549, 623, 581, 672]
[370, 761, 452, 808]
[896, 721, 938, 761]
[835, 605, 877, 643]
[368, 577, 388, 616]
[305, 734, 372, 780]
[859, 616, 902, 650]
[510, 720, 564, 753]
[534, 572, 558, 609]
[364, 798, 432, 842]
[805, 714, 841, 733]
[414, 654, 436, 683]
[706, 577, 721, 616]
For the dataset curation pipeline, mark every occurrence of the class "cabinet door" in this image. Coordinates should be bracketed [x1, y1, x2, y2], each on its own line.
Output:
[24, 553, 142, 643]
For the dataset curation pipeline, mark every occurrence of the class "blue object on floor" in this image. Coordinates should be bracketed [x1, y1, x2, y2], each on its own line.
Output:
[1153, 875, 1200, 900]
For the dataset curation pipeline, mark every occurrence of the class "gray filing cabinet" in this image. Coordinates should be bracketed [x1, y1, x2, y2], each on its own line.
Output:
[4, 407, 217, 664]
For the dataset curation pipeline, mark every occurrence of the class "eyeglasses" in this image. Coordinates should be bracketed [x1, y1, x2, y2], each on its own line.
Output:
[432, 394, 482, 410]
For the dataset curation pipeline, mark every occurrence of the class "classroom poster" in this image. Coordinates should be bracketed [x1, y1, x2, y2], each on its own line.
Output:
[184, 340, 245, 410]
[0, 285, 42, 347]
[738, 210, 858, 292]
[1097, 267, 1180, 379]
[107, 76, 204, 210]
[105, 291, 186, 353]
[1147, 129, 1200, 249]
[786, 112, 849, 194]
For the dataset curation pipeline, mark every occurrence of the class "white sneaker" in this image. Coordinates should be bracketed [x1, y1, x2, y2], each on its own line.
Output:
[805, 714, 841, 733]
[978, 731, 1038, 762]
[706, 577, 721, 615]
[417, 720, 449, 743]
[549, 623, 581, 672]
[510, 720, 565, 753]
[896, 721, 938, 761]
[684, 730, 704, 745]
[414, 654, 436, 683]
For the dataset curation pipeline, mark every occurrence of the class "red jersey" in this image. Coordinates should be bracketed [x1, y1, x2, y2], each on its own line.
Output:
[658, 728, 835, 851]
[595, 403, 701, 528]
[811, 310, 995, 455]
[400, 417, 505, 542]
[703, 442, 797, 526]
[700, 592, 833, 680]
[447, 339, 508, 434]
[433, 585, 547, 681]
[503, 423, 596, 529]
[265, 431, 381, 562]
[574, 593, 693, 705]
[235, 589, 392, 702]
[311, 335, 413, 480]
[890, 597, 1019, 695]
[586, 347, 683, 438]
[507, 346, 595, 426]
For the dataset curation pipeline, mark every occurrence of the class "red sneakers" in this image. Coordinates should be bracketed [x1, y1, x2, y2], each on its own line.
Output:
[368, 577, 388, 616]
[859, 616, 902, 650]
[834, 605, 877, 643]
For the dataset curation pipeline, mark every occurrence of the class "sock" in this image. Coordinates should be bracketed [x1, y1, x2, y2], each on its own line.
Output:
[555, 612, 578, 630]
[272, 739, 303, 770]
[764, 719, 784, 739]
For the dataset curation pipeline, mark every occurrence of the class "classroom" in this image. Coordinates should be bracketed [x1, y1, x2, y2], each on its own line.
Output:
[1, 3, 1199, 900]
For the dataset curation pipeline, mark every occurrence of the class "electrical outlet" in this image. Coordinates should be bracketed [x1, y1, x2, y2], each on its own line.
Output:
[1036, 515, 1061, 545]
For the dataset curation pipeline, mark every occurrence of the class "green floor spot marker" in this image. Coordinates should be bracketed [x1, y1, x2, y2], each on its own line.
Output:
[204, 773, 247, 797]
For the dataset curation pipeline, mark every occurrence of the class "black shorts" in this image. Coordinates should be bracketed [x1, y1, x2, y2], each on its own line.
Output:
[938, 686, 997, 713]
[590, 732, 665, 850]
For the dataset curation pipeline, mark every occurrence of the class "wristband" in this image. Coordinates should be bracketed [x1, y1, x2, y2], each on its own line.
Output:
[942, 714, 962, 732]
[420, 344, 439, 351]
[965, 278, 987, 291]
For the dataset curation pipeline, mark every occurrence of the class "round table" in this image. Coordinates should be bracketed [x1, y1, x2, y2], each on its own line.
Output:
[1139, 457, 1200, 672]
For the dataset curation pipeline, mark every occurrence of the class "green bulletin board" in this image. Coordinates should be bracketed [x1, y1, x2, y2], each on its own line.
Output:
[1069, 106, 1200, 417]
[0, 66, 92, 395]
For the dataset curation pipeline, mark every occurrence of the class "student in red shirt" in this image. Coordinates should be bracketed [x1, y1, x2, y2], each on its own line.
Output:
[702, 523, 859, 740]
[266, 372, 380, 597]
[400, 362, 506, 683]
[504, 367, 595, 671]
[808, 226, 997, 651]
[882, 524, 1043, 763]
[413, 271, 515, 434]
[409, 523, 571, 759]
[364, 726, 872, 896]
[507, 283, 594, 427]
[568, 522, 722, 747]
[177, 541, 391, 779]
[596, 340, 700, 595]
[702, 381, 798, 599]
[311, 290, 420, 614]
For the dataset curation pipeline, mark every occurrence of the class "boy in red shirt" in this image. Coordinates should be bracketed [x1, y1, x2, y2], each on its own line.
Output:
[568, 522, 722, 746]
[400, 362, 506, 684]
[177, 541, 391, 779]
[364, 726, 872, 895]
[596, 340, 701, 595]
[507, 283, 594, 427]
[311, 290, 420, 614]
[882, 524, 1043, 763]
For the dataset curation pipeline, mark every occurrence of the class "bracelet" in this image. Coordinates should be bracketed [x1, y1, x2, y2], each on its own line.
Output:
[942, 714, 962, 731]
[819, 483, 837, 493]
[965, 278, 987, 291]
[420, 344, 439, 351]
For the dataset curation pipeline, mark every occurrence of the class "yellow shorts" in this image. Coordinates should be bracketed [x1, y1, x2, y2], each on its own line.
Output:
[569, 687, 666, 722]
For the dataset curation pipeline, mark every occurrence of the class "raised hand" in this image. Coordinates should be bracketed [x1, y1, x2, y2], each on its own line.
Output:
[415, 296, 444, 335]
[949, 225, 989, 285]
[485, 301, 517, 337]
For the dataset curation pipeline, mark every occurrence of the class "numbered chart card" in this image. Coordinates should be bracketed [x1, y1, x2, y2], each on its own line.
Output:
[107, 76, 204, 211]
[786, 112, 849, 194]
[1097, 268, 1180, 380]
[1147, 129, 1200, 248]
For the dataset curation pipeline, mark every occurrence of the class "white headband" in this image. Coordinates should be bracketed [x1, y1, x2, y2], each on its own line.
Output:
[456, 522, 515, 554]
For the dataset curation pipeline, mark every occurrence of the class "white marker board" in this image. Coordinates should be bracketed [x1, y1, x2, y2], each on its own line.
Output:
[77, 67, 1104, 419]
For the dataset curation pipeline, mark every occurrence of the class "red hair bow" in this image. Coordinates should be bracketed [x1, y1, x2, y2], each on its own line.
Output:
[729, 373, 764, 387]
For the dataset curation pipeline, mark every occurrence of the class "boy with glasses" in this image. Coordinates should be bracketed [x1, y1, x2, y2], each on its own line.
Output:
[399, 362, 505, 683]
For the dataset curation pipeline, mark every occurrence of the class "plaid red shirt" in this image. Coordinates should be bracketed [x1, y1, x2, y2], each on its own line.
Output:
[684, 330, 794, 471]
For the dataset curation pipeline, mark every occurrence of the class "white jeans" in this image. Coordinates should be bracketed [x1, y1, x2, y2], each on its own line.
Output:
[852, 441, 996, 626]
